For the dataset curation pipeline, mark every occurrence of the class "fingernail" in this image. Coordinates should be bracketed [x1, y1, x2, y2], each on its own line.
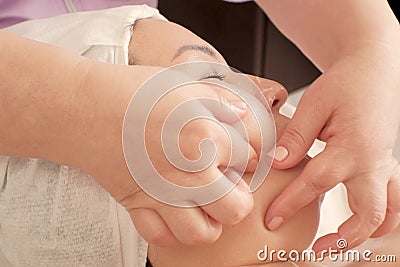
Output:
[274, 146, 288, 162]
[247, 158, 259, 170]
[237, 178, 250, 194]
[229, 100, 247, 112]
[267, 216, 284, 231]
[225, 170, 250, 194]
[313, 240, 335, 255]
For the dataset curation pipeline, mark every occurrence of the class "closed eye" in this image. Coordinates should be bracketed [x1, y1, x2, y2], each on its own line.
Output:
[200, 73, 226, 81]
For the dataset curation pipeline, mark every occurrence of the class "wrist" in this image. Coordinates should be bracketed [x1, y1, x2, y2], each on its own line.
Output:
[64, 62, 166, 200]
[0, 31, 93, 164]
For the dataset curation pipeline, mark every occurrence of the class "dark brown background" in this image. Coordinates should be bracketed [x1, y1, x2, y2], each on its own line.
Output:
[159, 0, 399, 93]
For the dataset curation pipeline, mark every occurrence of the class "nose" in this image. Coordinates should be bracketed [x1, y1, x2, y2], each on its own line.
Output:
[246, 75, 288, 113]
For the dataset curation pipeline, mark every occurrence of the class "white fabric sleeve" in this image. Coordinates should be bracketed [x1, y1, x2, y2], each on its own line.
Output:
[1, 6, 165, 267]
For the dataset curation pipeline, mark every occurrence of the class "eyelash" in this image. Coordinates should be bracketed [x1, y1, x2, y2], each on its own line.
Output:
[201, 73, 226, 81]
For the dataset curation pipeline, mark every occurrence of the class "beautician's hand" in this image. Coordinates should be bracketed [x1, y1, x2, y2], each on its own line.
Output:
[264, 47, 400, 251]
[254, 0, 400, 251]
[78, 62, 258, 246]
[128, 85, 258, 246]
[0, 31, 257, 247]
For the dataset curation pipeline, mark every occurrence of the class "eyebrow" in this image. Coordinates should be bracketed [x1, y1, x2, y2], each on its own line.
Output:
[172, 44, 217, 61]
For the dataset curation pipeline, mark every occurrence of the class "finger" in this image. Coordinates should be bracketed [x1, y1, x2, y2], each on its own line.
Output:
[179, 118, 258, 173]
[273, 88, 330, 169]
[156, 137, 254, 226]
[315, 178, 387, 252]
[216, 122, 259, 172]
[203, 100, 259, 171]
[371, 168, 400, 237]
[201, 168, 254, 225]
[265, 147, 347, 231]
[312, 233, 340, 254]
[340, 177, 387, 248]
[157, 203, 223, 245]
[130, 208, 178, 247]
[204, 88, 248, 124]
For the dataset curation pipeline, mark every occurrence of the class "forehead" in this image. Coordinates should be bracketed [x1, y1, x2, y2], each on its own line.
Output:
[128, 19, 225, 66]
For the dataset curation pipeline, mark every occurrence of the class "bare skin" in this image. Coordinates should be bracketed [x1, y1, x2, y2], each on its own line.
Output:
[255, 0, 400, 251]
[128, 18, 319, 267]
[127, 18, 399, 267]
[1, 0, 399, 251]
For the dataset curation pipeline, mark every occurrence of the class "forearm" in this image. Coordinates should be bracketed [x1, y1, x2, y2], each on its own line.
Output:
[0, 30, 92, 163]
[255, 0, 400, 71]
[0, 30, 157, 173]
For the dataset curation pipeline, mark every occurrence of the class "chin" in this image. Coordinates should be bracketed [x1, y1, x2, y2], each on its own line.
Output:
[257, 163, 321, 254]
[148, 158, 321, 267]
[235, 160, 321, 265]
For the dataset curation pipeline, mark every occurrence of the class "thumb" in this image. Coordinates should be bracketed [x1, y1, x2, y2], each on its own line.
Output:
[203, 92, 248, 124]
[274, 92, 330, 169]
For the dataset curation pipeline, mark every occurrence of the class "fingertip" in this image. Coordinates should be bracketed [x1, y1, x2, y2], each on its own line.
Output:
[273, 111, 322, 168]
[202, 190, 254, 226]
[229, 99, 248, 119]
[130, 208, 177, 247]
[206, 214, 223, 235]
[264, 171, 320, 231]
[312, 233, 341, 253]
[199, 213, 223, 244]
[272, 144, 307, 169]
[245, 146, 259, 172]
[182, 213, 223, 245]
[246, 158, 258, 172]
[230, 186, 254, 224]
[264, 202, 284, 231]
[337, 215, 370, 250]
[237, 176, 252, 195]
[274, 146, 289, 162]
[373, 175, 400, 237]
[266, 216, 284, 231]
[370, 211, 400, 238]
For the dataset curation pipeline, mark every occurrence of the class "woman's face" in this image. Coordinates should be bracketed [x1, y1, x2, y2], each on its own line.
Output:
[129, 19, 321, 267]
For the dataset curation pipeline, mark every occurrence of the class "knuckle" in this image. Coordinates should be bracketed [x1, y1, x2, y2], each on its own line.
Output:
[182, 226, 215, 245]
[281, 127, 308, 148]
[303, 158, 344, 189]
[305, 176, 327, 196]
[179, 122, 215, 161]
[224, 202, 251, 224]
[147, 228, 170, 245]
[195, 121, 219, 140]
[367, 211, 386, 228]
[194, 120, 215, 138]
[363, 196, 387, 229]
[388, 203, 400, 214]
[228, 208, 247, 225]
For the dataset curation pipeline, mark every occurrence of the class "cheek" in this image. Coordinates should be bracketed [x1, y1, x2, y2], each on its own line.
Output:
[241, 111, 262, 155]
[252, 163, 321, 252]
[211, 165, 320, 265]
[266, 196, 321, 254]
[149, 161, 320, 267]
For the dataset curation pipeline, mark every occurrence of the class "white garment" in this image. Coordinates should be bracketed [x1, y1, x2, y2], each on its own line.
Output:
[0, 6, 165, 267]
